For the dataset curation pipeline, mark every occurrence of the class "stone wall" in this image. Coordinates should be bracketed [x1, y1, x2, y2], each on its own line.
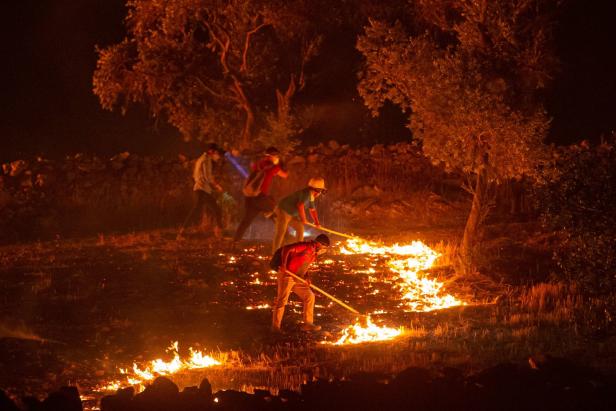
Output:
[0, 142, 459, 243]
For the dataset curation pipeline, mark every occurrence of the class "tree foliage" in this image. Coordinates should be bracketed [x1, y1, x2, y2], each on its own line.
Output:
[357, 0, 559, 270]
[93, 0, 335, 147]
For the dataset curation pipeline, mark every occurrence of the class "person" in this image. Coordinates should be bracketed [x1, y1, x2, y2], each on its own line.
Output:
[177, 143, 225, 239]
[233, 147, 288, 242]
[272, 177, 326, 253]
[271, 234, 330, 332]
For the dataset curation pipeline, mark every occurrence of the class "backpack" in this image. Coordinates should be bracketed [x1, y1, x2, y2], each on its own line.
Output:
[270, 246, 283, 271]
[242, 169, 266, 197]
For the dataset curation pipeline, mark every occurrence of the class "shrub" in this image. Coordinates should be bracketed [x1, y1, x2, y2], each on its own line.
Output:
[536, 141, 616, 294]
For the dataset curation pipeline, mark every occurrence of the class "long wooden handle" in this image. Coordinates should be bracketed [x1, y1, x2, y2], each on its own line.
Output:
[284, 269, 361, 315]
[305, 222, 366, 242]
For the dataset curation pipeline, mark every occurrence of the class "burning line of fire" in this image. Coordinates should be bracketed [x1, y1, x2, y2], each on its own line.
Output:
[99, 341, 223, 392]
[340, 239, 464, 312]
[325, 238, 465, 345]
[323, 316, 403, 345]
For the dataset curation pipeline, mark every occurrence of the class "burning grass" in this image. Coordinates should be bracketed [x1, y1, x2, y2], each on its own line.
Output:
[1, 227, 614, 406]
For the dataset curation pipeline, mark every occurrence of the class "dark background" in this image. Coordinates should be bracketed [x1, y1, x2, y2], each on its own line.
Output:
[2, 0, 615, 162]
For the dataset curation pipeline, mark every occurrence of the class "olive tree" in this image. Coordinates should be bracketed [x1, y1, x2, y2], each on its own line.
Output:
[93, 0, 327, 148]
[357, 0, 558, 272]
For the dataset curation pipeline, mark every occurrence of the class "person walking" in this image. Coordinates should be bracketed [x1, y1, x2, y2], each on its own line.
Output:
[233, 147, 288, 242]
[177, 143, 225, 239]
[272, 177, 326, 253]
[271, 234, 330, 332]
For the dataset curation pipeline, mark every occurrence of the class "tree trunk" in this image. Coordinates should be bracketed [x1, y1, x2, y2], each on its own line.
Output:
[240, 105, 255, 148]
[459, 167, 487, 275]
[276, 75, 296, 119]
[232, 77, 254, 148]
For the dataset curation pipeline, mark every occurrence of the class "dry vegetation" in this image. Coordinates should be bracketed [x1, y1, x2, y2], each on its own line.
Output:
[2, 222, 614, 404]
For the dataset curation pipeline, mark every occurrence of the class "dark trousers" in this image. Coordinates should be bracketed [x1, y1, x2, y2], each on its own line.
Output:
[233, 194, 275, 241]
[181, 190, 223, 230]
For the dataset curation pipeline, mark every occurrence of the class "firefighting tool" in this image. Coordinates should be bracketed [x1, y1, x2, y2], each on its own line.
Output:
[306, 222, 367, 242]
[284, 269, 365, 317]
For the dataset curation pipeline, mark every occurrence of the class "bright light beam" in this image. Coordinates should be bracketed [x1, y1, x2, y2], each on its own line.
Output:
[224, 152, 249, 178]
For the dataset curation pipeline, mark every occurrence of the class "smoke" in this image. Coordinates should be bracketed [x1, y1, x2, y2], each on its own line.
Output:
[0, 322, 63, 344]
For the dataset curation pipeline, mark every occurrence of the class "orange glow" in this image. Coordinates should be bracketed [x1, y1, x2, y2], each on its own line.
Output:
[98, 341, 222, 392]
[326, 316, 402, 345]
[340, 239, 464, 312]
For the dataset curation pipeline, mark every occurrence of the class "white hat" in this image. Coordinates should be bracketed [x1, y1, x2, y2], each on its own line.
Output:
[308, 177, 326, 190]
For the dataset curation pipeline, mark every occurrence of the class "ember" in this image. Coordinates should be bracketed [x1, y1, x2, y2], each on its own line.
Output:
[245, 303, 271, 310]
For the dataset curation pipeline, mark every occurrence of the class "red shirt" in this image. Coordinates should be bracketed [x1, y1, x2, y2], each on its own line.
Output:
[281, 241, 319, 278]
[252, 158, 281, 195]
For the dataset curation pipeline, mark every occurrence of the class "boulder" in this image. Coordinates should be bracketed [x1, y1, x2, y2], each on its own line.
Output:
[41, 386, 83, 411]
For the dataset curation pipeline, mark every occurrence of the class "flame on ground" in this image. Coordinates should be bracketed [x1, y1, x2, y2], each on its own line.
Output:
[340, 239, 464, 312]
[325, 316, 402, 345]
[99, 341, 222, 392]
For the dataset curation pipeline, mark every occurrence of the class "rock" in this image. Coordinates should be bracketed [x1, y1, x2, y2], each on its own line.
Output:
[369, 144, 384, 156]
[41, 386, 83, 411]
[199, 378, 213, 401]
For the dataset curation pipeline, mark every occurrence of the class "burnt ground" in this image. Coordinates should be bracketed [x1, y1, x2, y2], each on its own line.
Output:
[1, 224, 615, 408]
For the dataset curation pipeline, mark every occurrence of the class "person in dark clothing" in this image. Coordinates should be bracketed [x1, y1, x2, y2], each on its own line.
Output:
[233, 147, 288, 242]
[177, 143, 225, 239]
[271, 234, 330, 332]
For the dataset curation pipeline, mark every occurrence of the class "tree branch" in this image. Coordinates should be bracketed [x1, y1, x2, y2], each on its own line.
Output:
[194, 77, 237, 102]
[204, 21, 231, 74]
[240, 23, 268, 73]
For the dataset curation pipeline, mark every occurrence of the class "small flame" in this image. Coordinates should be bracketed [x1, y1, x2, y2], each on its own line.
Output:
[245, 304, 271, 310]
[329, 316, 402, 345]
[99, 341, 222, 392]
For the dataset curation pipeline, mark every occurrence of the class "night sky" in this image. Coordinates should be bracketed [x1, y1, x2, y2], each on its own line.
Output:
[2, 0, 615, 162]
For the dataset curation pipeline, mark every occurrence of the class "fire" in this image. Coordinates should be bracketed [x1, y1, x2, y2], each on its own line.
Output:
[99, 341, 222, 392]
[328, 316, 402, 345]
[340, 239, 464, 312]
[245, 303, 271, 310]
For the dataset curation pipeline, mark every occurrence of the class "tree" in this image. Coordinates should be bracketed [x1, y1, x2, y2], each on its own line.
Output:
[357, 0, 558, 273]
[93, 0, 328, 148]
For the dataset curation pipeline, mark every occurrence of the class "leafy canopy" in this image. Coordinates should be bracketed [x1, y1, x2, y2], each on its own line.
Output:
[357, 0, 558, 183]
[93, 0, 332, 146]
